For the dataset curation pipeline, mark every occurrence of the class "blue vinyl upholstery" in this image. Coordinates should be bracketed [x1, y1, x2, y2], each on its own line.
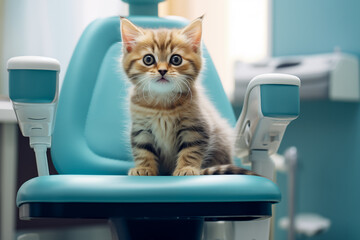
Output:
[17, 175, 280, 206]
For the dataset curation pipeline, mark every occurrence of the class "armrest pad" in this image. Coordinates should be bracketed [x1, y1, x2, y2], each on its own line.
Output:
[7, 56, 60, 138]
[235, 73, 300, 162]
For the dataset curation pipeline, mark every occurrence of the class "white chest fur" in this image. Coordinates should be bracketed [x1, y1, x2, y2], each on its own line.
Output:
[150, 112, 179, 172]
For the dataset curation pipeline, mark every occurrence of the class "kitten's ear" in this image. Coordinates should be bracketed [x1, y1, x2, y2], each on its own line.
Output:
[120, 17, 144, 53]
[181, 15, 204, 52]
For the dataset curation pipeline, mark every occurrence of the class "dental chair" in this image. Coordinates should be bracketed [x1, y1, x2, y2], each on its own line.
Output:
[8, 0, 300, 239]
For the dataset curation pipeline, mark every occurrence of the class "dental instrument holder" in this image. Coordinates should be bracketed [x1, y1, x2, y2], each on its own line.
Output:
[7, 56, 60, 176]
[235, 73, 300, 180]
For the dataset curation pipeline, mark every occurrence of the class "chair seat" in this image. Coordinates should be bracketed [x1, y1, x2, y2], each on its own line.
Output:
[17, 175, 280, 221]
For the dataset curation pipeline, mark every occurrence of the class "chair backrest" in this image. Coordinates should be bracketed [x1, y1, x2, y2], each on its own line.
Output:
[51, 16, 236, 175]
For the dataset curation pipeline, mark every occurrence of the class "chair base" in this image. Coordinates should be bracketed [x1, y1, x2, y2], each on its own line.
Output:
[19, 202, 274, 240]
[19, 202, 272, 221]
[109, 218, 204, 240]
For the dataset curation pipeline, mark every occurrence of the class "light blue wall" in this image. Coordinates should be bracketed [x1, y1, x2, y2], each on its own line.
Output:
[272, 0, 360, 239]
[273, 0, 360, 56]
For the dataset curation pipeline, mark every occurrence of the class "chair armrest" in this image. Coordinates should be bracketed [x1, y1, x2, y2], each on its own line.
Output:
[7, 56, 60, 176]
[235, 73, 300, 178]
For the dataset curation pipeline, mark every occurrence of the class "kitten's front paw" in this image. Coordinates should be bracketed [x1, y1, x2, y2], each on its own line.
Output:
[173, 167, 200, 176]
[128, 167, 158, 176]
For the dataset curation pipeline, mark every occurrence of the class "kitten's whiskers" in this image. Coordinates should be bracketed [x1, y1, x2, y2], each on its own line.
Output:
[132, 75, 153, 103]
[179, 77, 193, 101]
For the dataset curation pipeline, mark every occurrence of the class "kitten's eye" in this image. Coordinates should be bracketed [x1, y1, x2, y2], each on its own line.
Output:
[170, 54, 182, 66]
[143, 54, 156, 66]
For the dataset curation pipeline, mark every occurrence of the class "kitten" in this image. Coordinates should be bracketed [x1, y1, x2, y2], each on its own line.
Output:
[120, 16, 258, 176]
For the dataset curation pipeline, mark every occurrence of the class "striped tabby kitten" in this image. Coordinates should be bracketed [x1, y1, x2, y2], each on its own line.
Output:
[120, 17, 258, 176]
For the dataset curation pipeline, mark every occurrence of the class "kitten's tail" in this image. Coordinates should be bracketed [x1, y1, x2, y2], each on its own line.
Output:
[200, 164, 260, 176]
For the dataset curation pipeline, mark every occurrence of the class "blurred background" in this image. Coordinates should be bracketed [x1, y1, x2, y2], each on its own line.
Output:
[1, 0, 360, 239]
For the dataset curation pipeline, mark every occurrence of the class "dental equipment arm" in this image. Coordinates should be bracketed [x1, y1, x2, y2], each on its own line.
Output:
[235, 73, 300, 179]
[7, 56, 60, 176]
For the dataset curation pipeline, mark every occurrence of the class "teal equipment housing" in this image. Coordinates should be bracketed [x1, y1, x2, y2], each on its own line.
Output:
[261, 84, 300, 118]
[9, 70, 57, 103]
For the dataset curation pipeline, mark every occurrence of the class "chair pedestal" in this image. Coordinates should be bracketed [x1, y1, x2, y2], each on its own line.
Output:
[109, 218, 204, 240]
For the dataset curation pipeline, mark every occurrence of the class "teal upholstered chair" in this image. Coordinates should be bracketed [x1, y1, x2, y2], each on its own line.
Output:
[9, 0, 300, 239]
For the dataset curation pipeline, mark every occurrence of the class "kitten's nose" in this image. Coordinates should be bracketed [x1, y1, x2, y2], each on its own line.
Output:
[158, 69, 168, 76]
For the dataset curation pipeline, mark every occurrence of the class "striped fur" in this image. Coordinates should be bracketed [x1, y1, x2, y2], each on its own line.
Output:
[120, 17, 259, 177]
[201, 165, 259, 176]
